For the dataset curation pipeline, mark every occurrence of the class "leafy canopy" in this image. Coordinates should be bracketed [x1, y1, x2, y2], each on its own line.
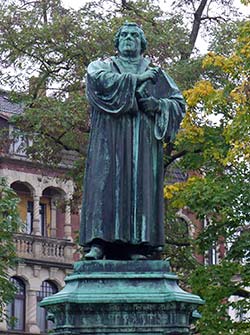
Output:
[0, 0, 249, 332]
[165, 18, 250, 334]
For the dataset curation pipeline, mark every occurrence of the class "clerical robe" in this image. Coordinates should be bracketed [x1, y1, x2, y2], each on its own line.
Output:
[80, 56, 185, 251]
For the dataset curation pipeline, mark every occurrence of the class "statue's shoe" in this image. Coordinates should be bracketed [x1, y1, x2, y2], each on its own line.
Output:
[130, 254, 147, 260]
[85, 245, 104, 260]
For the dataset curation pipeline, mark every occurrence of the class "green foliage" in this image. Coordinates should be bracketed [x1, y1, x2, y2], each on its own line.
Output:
[0, 177, 21, 320]
[0, 0, 201, 193]
[0, 0, 241, 174]
[190, 261, 250, 335]
[0, 0, 249, 332]
[165, 19, 250, 333]
[168, 57, 204, 91]
[208, 21, 242, 56]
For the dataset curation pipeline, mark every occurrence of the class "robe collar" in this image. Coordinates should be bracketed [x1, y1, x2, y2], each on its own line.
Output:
[111, 55, 151, 74]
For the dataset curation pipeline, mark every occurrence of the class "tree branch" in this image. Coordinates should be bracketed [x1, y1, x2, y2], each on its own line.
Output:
[119, 0, 158, 28]
[181, 0, 208, 60]
[200, 16, 228, 23]
[164, 148, 202, 168]
[165, 239, 191, 247]
[42, 131, 81, 153]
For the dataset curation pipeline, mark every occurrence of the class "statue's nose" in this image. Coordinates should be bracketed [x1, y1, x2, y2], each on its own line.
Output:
[125, 33, 133, 39]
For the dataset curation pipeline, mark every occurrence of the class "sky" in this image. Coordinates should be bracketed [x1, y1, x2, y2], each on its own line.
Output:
[62, 0, 250, 14]
[1, 0, 249, 92]
[61, 0, 250, 54]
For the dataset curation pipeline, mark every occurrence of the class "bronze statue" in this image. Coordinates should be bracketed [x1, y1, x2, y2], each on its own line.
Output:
[80, 22, 185, 260]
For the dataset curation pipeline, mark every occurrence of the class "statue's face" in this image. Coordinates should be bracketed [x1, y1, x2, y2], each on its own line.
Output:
[118, 26, 141, 57]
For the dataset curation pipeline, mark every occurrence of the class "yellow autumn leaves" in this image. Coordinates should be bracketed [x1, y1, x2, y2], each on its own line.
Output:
[184, 80, 215, 108]
[164, 19, 250, 201]
[164, 176, 198, 199]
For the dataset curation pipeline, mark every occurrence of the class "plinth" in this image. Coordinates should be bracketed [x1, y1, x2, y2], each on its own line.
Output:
[40, 260, 204, 334]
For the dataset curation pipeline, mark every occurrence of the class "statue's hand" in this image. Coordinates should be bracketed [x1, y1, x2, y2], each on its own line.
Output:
[138, 97, 160, 114]
[137, 68, 160, 85]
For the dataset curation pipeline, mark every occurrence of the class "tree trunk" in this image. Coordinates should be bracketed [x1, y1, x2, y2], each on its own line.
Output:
[181, 0, 208, 60]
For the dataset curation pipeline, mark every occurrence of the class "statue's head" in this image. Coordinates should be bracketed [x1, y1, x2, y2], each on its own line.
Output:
[114, 22, 147, 57]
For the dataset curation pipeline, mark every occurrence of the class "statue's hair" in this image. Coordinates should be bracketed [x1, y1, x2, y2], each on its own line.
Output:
[114, 22, 147, 54]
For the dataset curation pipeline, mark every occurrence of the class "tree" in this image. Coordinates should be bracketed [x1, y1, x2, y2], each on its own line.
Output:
[0, 177, 21, 320]
[0, 0, 242, 182]
[0, 0, 249, 331]
[164, 18, 250, 334]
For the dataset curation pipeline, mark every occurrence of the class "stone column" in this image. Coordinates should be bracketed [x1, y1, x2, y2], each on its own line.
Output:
[32, 193, 41, 236]
[64, 197, 72, 241]
[26, 290, 40, 334]
[50, 199, 57, 238]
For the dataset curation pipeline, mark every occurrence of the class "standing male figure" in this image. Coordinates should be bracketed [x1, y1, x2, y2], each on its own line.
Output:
[80, 22, 185, 260]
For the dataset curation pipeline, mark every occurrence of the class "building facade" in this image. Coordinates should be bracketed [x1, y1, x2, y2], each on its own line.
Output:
[0, 91, 80, 334]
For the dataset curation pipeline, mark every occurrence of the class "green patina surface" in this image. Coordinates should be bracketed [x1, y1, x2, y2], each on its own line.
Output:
[41, 261, 203, 306]
[40, 261, 204, 334]
[40, 23, 203, 335]
[79, 22, 186, 260]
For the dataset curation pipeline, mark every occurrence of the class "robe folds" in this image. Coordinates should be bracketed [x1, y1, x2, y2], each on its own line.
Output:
[80, 56, 185, 250]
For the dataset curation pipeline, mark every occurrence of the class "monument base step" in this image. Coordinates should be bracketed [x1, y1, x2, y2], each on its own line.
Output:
[41, 260, 204, 335]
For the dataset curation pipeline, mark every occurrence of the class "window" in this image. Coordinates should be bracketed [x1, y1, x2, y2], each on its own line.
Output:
[204, 243, 218, 265]
[12, 135, 29, 155]
[37, 281, 58, 332]
[6, 277, 25, 331]
[9, 126, 32, 157]
[204, 217, 218, 265]
[208, 244, 218, 265]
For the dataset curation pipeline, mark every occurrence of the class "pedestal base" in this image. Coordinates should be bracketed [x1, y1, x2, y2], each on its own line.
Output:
[41, 260, 204, 334]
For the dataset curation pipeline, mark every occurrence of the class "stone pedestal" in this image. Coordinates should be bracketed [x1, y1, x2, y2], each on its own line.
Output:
[40, 260, 204, 335]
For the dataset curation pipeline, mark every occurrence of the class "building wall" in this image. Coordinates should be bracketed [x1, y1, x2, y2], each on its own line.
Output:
[0, 156, 80, 334]
[0, 262, 71, 334]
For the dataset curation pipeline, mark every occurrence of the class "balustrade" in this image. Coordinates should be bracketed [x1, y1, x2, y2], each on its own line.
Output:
[14, 233, 74, 264]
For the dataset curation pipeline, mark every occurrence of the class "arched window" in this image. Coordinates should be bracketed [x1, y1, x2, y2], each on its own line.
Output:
[6, 277, 25, 331]
[37, 280, 58, 332]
